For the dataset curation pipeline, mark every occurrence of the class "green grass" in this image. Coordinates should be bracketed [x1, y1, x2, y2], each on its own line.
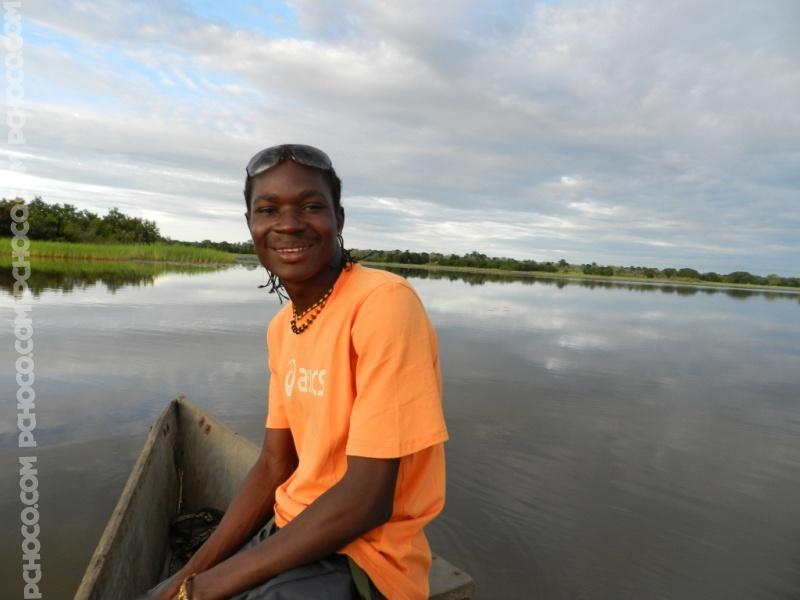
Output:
[0, 239, 236, 264]
[0, 255, 226, 275]
[0, 255, 229, 298]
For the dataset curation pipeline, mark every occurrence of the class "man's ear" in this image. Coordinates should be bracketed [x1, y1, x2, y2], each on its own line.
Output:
[337, 206, 345, 233]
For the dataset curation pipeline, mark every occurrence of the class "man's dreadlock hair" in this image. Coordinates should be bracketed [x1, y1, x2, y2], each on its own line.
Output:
[244, 162, 355, 302]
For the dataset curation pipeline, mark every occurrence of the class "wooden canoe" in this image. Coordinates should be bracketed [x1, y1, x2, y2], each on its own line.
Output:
[74, 395, 474, 599]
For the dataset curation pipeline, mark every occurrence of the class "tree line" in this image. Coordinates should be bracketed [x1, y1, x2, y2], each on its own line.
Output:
[351, 249, 800, 288]
[350, 249, 562, 272]
[3, 197, 797, 288]
[579, 262, 798, 288]
[174, 238, 255, 254]
[1, 197, 258, 253]
[1, 197, 160, 244]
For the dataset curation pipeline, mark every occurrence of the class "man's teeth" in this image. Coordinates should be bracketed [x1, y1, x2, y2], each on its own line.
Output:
[277, 246, 309, 253]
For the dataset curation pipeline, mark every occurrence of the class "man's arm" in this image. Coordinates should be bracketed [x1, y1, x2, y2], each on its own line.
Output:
[147, 427, 297, 600]
[189, 454, 400, 600]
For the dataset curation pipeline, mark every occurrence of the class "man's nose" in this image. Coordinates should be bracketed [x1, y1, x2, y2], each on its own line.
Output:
[275, 208, 304, 232]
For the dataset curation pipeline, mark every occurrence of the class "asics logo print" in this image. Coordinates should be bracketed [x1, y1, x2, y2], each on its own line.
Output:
[284, 359, 296, 396]
[284, 359, 326, 397]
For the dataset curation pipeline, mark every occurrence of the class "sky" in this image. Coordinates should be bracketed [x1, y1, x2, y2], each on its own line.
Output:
[1, 0, 798, 276]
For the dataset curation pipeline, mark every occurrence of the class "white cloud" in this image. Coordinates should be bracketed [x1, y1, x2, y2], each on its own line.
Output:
[569, 201, 619, 217]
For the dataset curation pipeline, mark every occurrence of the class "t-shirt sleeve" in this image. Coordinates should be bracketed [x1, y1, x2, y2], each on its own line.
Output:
[265, 322, 289, 429]
[347, 281, 449, 458]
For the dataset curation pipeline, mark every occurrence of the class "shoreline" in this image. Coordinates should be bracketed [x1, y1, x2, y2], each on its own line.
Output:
[5, 247, 798, 295]
[358, 261, 800, 295]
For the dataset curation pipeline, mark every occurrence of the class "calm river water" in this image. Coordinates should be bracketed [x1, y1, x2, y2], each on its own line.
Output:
[1, 264, 799, 599]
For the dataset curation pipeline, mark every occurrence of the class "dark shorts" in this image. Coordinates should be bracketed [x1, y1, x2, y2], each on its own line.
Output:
[147, 520, 385, 600]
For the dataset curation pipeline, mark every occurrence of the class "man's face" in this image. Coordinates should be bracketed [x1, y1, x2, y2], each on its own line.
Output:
[246, 160, 344, 291]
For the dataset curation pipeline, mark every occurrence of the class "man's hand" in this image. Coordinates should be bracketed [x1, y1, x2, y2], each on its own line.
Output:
[136, 427, 297, 600]
[134, 570, 182, 600]
[183, 455, 400, 600]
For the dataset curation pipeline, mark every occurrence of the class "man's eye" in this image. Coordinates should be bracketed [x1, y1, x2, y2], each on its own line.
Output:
[257, 206, 277, 215]
[304, 203, 324, 211]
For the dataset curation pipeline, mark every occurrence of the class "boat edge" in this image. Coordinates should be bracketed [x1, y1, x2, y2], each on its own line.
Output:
[72, 398, 179, 600]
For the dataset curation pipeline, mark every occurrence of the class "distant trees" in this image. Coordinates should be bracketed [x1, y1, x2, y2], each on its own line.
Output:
[677, 268, 700, 279]
[582, 263, 614, 276]
[165, 238, 255, 254]
[1, 196, 258, 253]
[4, 197, 797, 289]
[1, 197, 159, 243]
[348, 248, 798, 289]
[349, 249, 560, 273]
[576, 262, 799, 288]
[726, 271, 758, 284]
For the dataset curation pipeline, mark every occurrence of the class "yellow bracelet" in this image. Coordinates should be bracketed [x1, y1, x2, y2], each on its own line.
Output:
[177, 573, 196, 600]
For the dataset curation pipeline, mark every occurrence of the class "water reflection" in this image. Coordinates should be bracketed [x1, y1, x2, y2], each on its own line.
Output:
[382, 266, 800, 302]
[0, 258, 231, 297]
[1, 264, 799, 598]
[406, 270, 800, 598]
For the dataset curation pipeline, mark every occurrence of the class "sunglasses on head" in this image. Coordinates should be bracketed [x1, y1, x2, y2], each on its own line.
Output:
[246, 144, 333, 179]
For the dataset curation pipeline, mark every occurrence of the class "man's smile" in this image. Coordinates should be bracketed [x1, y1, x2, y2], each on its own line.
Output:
[272, 244, 314, 254]
[270, 242, 317, 262]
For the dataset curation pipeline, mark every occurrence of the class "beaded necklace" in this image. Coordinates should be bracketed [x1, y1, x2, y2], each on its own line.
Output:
[290, 285, 334, 335]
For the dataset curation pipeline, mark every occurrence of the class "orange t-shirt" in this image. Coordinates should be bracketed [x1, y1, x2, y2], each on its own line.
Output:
[265, 264, 448, 600]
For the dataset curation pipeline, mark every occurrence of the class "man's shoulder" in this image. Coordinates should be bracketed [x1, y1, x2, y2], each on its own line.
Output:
[346, 264, 414, 296]
[350, 263, 408, 284]
[344, 265, 434, 333]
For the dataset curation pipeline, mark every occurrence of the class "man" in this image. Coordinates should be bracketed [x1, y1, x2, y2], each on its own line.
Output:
[147, 145, 447, 600]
